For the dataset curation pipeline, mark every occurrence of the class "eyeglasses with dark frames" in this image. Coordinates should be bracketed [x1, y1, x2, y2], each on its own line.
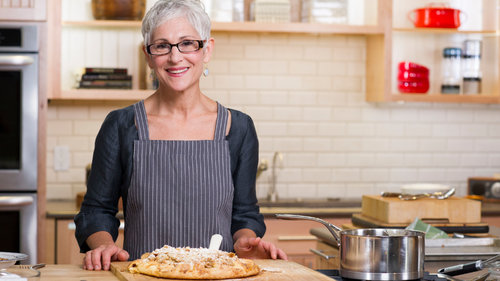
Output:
[146, 40, 205, 55]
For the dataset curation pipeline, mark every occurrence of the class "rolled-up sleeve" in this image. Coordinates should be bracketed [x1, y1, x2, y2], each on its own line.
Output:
[74, 110, 124, 252]
[229, 111, 266, 237]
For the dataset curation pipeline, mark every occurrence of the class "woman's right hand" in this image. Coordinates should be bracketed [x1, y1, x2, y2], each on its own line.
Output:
[83, 243, 129, 271]
[83, 231, 129, 271]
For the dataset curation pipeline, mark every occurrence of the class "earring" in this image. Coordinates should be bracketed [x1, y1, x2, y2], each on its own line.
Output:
[203, 66, 209, 77]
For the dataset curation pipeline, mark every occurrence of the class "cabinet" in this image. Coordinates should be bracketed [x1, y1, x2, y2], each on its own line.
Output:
[46, 0, 382, 101]
[367, 0, 500, 104]
[263, 217, 350, 269]
[46, 0, 500, 104]
[44, 218, 124, 264]
[0, 0, 46, 21]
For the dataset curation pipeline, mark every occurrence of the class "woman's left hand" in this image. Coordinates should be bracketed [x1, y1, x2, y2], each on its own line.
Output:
[234, 236, 288, 260]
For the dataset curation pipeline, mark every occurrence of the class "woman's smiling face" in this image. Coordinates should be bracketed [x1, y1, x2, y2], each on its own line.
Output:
[146, 16, 213, 93]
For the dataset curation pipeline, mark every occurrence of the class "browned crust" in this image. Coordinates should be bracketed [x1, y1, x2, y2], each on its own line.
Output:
[128, 250, 260, 280]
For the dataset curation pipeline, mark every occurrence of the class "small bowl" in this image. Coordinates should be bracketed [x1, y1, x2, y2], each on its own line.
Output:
[401, 183, 450, 195]
[397, 80, 429, 93]
[398, 71, 429, 81]
[0, 252, 28, 270]
[398, 62, 429, 74]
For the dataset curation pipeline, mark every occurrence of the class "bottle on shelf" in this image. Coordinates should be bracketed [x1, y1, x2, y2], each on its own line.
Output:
[440, 47, 461, 95]
[462, 39, 482, 95]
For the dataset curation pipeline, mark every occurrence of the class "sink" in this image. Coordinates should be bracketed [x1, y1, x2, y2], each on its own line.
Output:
[257, 198, 361, 208]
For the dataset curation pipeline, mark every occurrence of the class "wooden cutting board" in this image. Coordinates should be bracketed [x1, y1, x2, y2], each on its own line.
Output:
[361, 195, 481, 224]
[111, 259, 333, 281]
[351, 213, 490, 233]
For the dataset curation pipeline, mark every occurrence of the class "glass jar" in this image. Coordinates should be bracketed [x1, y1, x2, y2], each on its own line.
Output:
[441, 47, 461, 94]
[462, 40, 482, 95]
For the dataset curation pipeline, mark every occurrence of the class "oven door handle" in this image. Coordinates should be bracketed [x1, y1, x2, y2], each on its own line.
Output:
[0, 55, 35, 66]
[0, 196, 34, 207]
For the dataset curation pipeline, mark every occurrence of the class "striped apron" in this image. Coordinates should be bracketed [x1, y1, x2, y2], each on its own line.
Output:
[124, 100, 234, 260]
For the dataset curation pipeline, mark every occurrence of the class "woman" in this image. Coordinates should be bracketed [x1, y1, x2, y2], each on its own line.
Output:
[74, 0, 287, 271]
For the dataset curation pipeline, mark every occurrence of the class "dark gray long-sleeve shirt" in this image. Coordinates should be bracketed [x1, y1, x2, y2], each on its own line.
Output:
[74, 103, 265, 252]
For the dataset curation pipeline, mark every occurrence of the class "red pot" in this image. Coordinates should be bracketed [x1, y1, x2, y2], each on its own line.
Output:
[408, 4, 464, 28]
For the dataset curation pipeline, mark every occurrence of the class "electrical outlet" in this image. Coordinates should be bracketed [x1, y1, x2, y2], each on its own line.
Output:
[54, 146, 70, 171]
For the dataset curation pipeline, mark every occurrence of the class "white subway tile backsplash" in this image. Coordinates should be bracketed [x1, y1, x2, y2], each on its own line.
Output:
[273, 106, 303, 121]
[288, 91, 317, 106]
[57, 136, 91, 151]
[332, 107, 362, 121]
[48, 32, 500, 200]
[476, 139, 500, 152]
[274, 75, 303, 90]
[347, 153, 375, 167]
[259, 61, 289, 75]
[459, 124, 488, 137]
[389, 168, 418, 182]
[285, 153, 317, 167]
[317, 153, 347, 167]
[304, 46, 333, 60]
[287, 122, 317, 136]
[346, 123, 375, 137]
[214, 75, 245, 89]
[332, 76, 363, 92]
[272, 137, 303, 151]
[418, 139, 447, 152]
[72, 120, 102, 136]
[432, 124, 461, 137]
[302, 168, 332, 182]
[229, 90, 259, 105]
[331, 168, 361, 182]
[317, 61, 348, 76]
[361, 168, 390, 182]
[303, 107, 332, 121]
[461, 154, 489, 167]
[303, 138, 332, 152]
[48, 120, 73, 136]
[229, 60, 258, 74]
[418, 169, 447, 182]
[289, 61, 317, 75]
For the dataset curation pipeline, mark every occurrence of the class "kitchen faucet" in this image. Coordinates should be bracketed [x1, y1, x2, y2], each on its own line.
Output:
[268, 152, 283, 202]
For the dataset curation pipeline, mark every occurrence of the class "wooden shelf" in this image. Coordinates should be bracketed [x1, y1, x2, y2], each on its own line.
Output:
[63, 20, 383, 34]
[393, 28, 499, 35]
[389, 93, 500, 104]
[50, 89, 154, 101]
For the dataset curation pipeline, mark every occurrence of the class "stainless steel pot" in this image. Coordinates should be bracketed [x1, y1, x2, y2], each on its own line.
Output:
[276, 214, 425, 280]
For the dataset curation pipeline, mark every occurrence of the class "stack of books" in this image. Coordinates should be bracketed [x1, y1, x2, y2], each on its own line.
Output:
[78, 67, 132, 89]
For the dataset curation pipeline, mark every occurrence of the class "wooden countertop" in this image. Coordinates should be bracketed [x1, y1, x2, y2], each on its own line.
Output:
[20, 260, 333, 281]
[13, 264, 116, 280]
[45, 199, 359, 219]
[45, 199, 500, 219]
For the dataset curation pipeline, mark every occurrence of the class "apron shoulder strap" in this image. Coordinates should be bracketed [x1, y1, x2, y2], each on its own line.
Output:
[214, 102, 228, 141]
[133, 100, 150, 140]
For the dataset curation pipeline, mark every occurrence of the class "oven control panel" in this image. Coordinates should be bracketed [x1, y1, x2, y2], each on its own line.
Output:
[468, 177, 500, 201]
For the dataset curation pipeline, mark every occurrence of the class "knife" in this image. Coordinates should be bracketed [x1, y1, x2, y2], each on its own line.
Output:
[437, 254, 500, 276]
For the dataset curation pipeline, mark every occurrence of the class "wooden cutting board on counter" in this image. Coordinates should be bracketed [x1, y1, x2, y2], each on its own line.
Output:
[351, 213, 490, 234]
[361, 195, 481, 224]
[111, 259, 333, 281]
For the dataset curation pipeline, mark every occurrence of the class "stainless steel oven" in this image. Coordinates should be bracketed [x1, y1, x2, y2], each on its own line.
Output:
[0, 193, 37, 263]
[0, 24, 39, 264]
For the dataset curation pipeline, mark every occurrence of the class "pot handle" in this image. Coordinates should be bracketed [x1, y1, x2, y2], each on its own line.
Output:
[275, 214, 341, 247]
[407, 9, 416, 25]
[460, 10, 468, 25]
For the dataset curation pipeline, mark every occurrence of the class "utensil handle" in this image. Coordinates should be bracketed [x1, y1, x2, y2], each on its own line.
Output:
[438, 261, 481, 276]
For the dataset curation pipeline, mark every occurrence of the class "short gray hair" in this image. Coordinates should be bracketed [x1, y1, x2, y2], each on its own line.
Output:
[141, 0, 211, 46]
